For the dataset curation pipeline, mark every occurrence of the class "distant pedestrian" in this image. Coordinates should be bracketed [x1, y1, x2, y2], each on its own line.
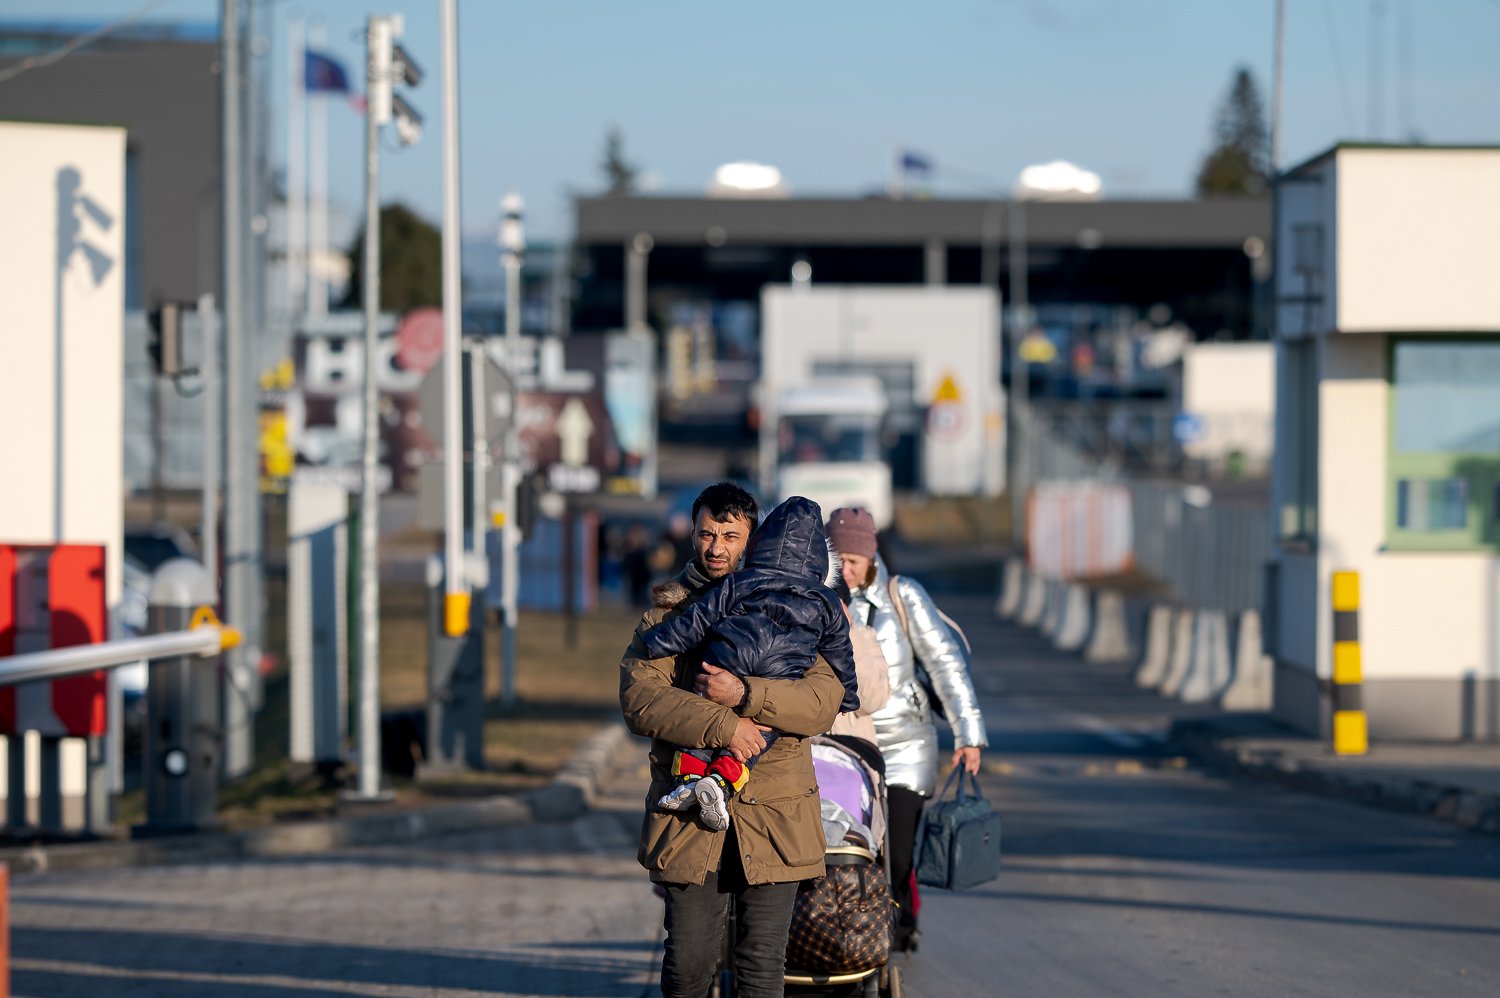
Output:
[621, 523, 654, 607]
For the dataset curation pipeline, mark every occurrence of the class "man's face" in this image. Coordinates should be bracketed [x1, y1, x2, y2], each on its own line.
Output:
[693, 509, 752, 579]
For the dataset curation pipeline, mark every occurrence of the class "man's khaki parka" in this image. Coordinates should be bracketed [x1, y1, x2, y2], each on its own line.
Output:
[620, 581, 845, 886]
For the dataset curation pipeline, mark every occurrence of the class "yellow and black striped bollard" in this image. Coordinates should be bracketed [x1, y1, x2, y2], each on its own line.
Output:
[1331, 570, 1367, 756]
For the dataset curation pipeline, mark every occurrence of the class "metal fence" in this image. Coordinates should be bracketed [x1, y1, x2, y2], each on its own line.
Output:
[1126, 480, 1271, 614]
[1016, 401, 1272, 614]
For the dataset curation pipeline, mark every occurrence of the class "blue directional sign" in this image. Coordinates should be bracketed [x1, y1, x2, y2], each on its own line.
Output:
[1173, 410, 1205, 445]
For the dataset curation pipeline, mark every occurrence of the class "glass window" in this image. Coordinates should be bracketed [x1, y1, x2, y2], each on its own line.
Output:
[777, 414, 880, 464]
[1393, 343, 1500, 454]
[1387, 339, 1500, 549]
[1278, 338, 1318, 542]
[1395, 478, 1467, 531]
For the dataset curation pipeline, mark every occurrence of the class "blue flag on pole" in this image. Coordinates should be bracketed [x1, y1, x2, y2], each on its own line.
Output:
[900, 150, 932, 175]
[305, 50, 350, 94]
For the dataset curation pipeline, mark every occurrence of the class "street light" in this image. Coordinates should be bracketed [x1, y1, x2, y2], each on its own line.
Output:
[354, 12, 423, 802]
[1007, 160, 1103, 540]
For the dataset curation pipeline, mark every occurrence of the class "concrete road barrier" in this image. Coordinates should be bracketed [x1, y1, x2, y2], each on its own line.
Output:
[1018, 570, 1047, 627]
[995, 557, 1025, 619]
[1134, 604, 1175, 688]
[1039, 580, 1063, 636]
[1178, 610, 1232, 703]
[1158, 608, 1197, 697]
[1053, 584, 1091, 652]
[1085, 590, 1132, 664]
[1220, 609, 1274, 711]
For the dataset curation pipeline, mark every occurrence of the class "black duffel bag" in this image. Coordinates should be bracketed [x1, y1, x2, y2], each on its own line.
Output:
[915, 767, 1001, 891]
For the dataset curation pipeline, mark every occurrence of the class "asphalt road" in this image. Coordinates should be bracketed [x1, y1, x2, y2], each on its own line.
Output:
[912, 593, 1500, 998]
[10, 590, 1500, 997]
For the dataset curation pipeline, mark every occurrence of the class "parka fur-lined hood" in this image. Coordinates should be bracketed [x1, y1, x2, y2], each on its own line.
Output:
[651, 578, 692, 610]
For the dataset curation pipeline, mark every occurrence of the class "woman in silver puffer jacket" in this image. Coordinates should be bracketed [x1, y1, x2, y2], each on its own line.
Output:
[826, 507, 987, 955]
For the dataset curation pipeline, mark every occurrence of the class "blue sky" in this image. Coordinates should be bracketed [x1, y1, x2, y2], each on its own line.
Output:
[11, 1, 1500, 240]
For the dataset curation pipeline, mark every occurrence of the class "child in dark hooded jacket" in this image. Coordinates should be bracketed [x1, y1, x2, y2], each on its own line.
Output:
[641, 496, 859, 830]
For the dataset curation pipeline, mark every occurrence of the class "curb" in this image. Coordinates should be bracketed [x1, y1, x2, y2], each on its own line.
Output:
[0, 721, 633, 875]
[1169, 719, 1500, 838]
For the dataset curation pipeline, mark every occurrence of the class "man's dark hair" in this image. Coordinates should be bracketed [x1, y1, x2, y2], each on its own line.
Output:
[691, 481, 759, 528]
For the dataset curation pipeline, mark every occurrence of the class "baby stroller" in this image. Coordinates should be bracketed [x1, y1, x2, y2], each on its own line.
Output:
[783, 734, 904, 998]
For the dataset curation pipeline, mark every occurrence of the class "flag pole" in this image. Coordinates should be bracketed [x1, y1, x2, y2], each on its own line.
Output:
[287, 11, 305, 321]
[307, 18, 328, 315]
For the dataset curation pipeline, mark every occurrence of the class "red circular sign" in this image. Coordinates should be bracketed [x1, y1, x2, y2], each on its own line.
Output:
[394, 307, 445, 374]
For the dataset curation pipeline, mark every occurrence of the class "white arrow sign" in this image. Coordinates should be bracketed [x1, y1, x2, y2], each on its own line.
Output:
[557, 397, 594, 467]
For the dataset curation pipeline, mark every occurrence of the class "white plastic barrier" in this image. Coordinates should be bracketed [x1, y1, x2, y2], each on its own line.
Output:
[1177, 610, 1232, 703]
[1017, 570, 1047, 627]
[1134, 604, 1174, 687]
[995, 558, 1025, 619]
[1053, 584, 1091, 652]
[1085, 590, 1133, 664]
[1039, 580, 1063, 637]
[1158, 609, 1197, 697]
[1220, 610, 1274, 711]
[1027, 481, 1133, 581]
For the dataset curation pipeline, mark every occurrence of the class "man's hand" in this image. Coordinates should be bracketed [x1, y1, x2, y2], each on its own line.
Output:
[695, 662, 747, 709]
[952, 746, 982, 775]
[728, 718, 773, 763]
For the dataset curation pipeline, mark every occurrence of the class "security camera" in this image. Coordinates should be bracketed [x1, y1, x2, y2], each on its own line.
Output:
[391, 94, 423, 147]
[391, 43, 423, 88]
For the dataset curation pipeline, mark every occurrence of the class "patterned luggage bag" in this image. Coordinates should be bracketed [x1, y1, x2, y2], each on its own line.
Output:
[784, 857, 894, 975]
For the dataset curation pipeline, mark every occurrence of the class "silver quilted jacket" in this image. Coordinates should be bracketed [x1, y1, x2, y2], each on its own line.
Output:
[850, 556, 987, 796]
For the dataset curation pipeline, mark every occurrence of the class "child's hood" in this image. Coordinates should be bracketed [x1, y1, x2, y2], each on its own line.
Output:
[743, 497, 835, 583]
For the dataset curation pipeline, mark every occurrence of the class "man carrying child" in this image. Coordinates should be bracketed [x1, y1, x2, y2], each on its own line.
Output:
[620, 483, 845, 998]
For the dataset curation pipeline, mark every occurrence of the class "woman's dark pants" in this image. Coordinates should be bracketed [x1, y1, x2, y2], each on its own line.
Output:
[886, 784, 926, 951]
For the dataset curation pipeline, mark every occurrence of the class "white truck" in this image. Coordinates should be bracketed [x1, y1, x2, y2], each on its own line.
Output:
[767, 376, 893, 528]
[757, 285, 1005, 525]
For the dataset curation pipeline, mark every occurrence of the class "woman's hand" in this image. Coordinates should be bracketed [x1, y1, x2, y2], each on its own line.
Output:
[952, 746, 981, 775]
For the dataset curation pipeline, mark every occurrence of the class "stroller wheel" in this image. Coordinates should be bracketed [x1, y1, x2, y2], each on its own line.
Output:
[884, 964, 903, 998]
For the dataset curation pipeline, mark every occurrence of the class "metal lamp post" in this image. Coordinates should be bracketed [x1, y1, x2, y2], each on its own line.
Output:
[354, 14, 422, 801]
[498, 193, 524, 706]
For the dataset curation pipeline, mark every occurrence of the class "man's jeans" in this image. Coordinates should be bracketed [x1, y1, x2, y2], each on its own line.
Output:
[660, 831, 798, 998]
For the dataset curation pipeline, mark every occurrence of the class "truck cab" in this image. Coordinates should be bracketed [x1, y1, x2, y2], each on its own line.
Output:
[759, 376, 893, 528]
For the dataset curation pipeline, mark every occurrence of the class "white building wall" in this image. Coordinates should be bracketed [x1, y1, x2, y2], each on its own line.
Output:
[1337, 149, 1500, 333]
[761, 285, 1003, 498]
[1180, 342, 1274, 469]
[0, 121, 126, 605]
[1273, 145, 1500, 738]
[1321, 334, 1500, 676]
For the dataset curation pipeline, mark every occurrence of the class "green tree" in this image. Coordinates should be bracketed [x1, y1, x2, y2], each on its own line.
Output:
[601, 127, 637, 196]
[343, 203, 442, 312]
[1196, 67, 1270, 196]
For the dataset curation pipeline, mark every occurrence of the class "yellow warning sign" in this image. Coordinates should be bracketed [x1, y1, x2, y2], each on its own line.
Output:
[933, 374, 962, 403]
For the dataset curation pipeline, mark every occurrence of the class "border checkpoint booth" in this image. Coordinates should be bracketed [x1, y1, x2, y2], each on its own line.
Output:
[0, 119, 128, 831]
[1268, 143, 1500, 742]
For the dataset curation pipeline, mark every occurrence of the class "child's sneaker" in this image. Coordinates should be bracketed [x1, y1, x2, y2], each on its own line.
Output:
[694, 775, 731, 831]
[657, 777, 701, 813]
